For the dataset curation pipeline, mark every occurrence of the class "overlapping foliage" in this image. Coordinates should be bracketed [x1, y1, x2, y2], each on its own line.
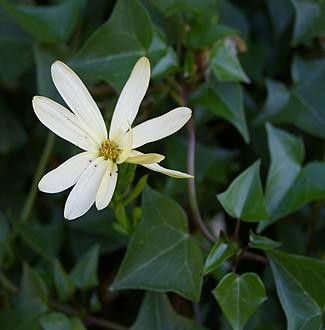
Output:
[0, 0, 325, 329]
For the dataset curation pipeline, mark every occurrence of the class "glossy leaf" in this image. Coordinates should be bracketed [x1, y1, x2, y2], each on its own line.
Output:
[69, 245, 99, 290]
[131, 292, 207, 330]
[112, 186, 203, 301]
[217, 161, 268, 222]
[268, 250, 325, 329]
[211, 40, 250, 83]
[72, 0, 174, 91]
[265, 123, 304, 218]
[213, 272, 267, 330]
[192, 80, 249, 143]
[259, 124, 325, 231]
[248, 232, 281, 251]
[2, 0, 83, 43]
[204, 237, 238, 274]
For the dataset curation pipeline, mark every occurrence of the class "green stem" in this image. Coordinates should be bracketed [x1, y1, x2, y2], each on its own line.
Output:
[20, 132, 55, 223]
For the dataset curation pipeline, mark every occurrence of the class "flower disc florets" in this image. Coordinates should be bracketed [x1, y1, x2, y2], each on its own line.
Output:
[99, 139, 119, 161]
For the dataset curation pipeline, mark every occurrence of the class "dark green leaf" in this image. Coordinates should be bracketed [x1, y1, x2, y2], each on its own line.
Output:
[68, 208, 126, 258]
[0, 7, 33, 82]
[187, 22, 237, 49]
[284, 57, 325, 139]
[112, 186, 203, 301]
[0, 100, 27, 154]
[40, 312, 70, 330]
[69, 244, 99, 290]
[2, 0, 84, 43]
[131, 292, 207, 330]
[291, 0, 325, 46]
[211, 40, 250, 83]
[12, 220, 63, 261]
[40, 313, 86, 330]
[72, 0, 153, 91]
[268, 250, 325, 329]
[265, 123, 304, 217]
[217, 161, 268, 222]
[152, 0, 218, 18]
[219, 0, 249, 37]
[213, 272, 267, 330]
[203, 237, 238, 274]
[254, 79, 290, 125]
[34, 44, 69, 98]
[53, 259, 75, 302]
[259, 124, 325, 231]
[18, 263, 48, 314]
[192, 80, 249, 143]
[248, 232, 281, 251]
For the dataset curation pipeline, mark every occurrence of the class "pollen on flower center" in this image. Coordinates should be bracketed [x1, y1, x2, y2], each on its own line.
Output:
[99, 139, 119, 161]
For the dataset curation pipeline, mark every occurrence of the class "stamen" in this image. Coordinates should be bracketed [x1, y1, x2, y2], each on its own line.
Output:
[99, 139, 119, 161]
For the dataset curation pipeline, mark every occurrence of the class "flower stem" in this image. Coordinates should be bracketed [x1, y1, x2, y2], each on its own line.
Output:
[20, 132, 55, 223]
[187, 119, 215, 243]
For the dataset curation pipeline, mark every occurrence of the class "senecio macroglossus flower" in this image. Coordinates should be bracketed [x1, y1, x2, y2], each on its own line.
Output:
[33, 57, 192, 220]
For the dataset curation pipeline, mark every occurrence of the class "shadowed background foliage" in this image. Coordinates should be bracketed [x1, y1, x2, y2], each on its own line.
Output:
[0, 0, 325, 329]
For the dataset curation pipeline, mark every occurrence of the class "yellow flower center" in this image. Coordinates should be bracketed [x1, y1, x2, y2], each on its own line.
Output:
[99, 139, 119, 161]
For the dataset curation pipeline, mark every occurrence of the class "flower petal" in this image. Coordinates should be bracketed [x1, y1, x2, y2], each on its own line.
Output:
[33, 96, 100, 151]
[116, 126, 133, 164]
[129, 150, 192, 178]
[132, 107, 192, 148]
[96, 161, 118, 210]
[109, 57, 150, 142]
[51, 61, 107, 143]
[64, 157, 107, 220]
[142, 162, 193, 178]
[39, 151, 98, 193]
[126, 153, 165, 164]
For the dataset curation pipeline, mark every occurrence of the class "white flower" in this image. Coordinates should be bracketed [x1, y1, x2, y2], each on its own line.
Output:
[33, 57, 192, 220]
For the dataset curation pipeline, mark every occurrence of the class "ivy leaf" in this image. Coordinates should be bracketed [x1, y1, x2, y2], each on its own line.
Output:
[203, 237, 238, 275]
[53, 259, 75, 302]
[69, 245, 99, 290]
[217, 160, 268, 222]
[112, 186, 203, 302]
[192, 80, 249, 143]
[291, 0, 325, 46]
[1, 0, 84, 43]
[267, 250, 325, 329]
[131, 292, 207, 330]
[248, 232, 281, 251]
[210, 40, 250, 83]
[213, 273, 267, 330]
[265, 123, 304, 218]
[72, 0, 175, 91]
[284, 57, 325, 139]
[259, 124, 325, 231]
[253, 79, 290, 125]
